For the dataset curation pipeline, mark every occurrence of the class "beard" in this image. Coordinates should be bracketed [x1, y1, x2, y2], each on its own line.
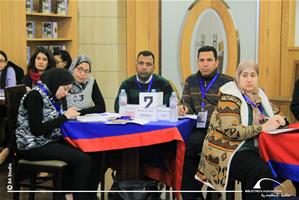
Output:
[137, 72, 151, 82]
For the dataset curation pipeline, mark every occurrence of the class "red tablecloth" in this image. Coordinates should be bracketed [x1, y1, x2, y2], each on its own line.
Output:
[61, 119, 196, 194]
[259, 122, 299, 182]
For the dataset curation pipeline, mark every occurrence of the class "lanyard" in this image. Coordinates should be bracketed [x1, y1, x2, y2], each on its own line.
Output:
[37, 83, 63, 115]
[242, 93, 265, 116]
[198, 71, 219, 110]
[136, 76, 153, 92]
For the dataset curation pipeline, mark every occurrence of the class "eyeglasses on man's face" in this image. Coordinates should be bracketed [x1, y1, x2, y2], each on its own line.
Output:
[75, 66, 90, 74]
[55, 60, 64, 64]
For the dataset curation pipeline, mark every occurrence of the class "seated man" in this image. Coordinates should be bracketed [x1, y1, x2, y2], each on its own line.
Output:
[114, 50, 173, 112]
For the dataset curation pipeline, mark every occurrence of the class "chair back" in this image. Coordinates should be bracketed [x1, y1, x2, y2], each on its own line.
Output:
[4, 84, 27, 152]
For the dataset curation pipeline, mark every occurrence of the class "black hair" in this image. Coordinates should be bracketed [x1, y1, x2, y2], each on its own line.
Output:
[53, 49, 72, 70]
[27, 47, 55, 74]
[0, 50, 9, 89]
[197, 46, 218, 60]
[41, 68, 74, 96]
[137, 50, 155, 64]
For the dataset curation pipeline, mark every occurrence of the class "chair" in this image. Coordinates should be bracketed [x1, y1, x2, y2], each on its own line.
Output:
[5, 85, 68, 200]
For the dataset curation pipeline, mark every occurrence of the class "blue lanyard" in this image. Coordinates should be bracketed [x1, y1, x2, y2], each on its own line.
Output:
[198, 71, 219, 110]
[37, 83, 63, 115]
[136, 76, 153, 92]
[242, 93, 265, 116]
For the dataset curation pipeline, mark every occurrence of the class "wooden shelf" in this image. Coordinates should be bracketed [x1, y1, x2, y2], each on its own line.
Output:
[27, 38, 72, 42]
[26, 12, 71, 18]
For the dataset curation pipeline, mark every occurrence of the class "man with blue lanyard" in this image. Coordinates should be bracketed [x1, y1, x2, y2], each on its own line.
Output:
[114, 50, 173, 112]
[179, 46, 233, 200]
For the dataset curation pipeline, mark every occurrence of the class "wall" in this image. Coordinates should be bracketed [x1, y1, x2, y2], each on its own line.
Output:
[77, 0, 127, 112]
[161, 0, 258, 94]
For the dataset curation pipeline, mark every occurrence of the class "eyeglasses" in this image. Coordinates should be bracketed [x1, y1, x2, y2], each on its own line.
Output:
[0, 59, 6, 63]
[75, 66, 90, 74]
[55, 60, 64, 64]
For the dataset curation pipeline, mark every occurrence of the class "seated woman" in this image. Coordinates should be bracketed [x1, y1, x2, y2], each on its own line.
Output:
[16, 68, 94, 200]
[53, 49, 72, 70]
[22, 47, 55, 89]
[66, 55, 105, 115]
[0, 50, 16, 165]
[196, 60, 288, 200]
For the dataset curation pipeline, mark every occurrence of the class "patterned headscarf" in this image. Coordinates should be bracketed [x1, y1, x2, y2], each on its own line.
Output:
[68, 55, 91, 94]
[235, 60, 264, 124]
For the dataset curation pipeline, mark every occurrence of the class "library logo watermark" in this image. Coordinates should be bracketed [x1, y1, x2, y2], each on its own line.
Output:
[245, 178, 290, 198]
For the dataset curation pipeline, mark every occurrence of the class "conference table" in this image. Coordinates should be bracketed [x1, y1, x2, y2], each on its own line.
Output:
[259, 122, 299, 182]
[61, 118, 196, 193]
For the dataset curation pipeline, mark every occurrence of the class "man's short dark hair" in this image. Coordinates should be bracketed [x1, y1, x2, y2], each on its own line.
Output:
[197, 46, 217, 60]
[137, 50, 155, 64]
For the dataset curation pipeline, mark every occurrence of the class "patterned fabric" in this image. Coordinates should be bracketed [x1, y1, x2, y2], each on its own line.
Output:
[196, 81, 280, 191]
[114, 74, 173, 112]
[181, 70, 233, 126]
[66, 77, 95, 110]
[16, 83, 62, 150]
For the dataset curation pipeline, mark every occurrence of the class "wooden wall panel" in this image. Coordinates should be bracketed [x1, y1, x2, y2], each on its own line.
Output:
[127, 0, 160, 76]
[0, 0, 27, 69]
[258, 0, 282, 98]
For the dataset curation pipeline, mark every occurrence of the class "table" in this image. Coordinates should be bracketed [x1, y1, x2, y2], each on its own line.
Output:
[259, 122, 299, 182]
[61, 119, 196, 192]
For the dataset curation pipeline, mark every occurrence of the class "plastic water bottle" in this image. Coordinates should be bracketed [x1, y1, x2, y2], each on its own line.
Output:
[151, 89, 156, 93]
[169, 92, 178, 122]
[119, 89, 127, 115]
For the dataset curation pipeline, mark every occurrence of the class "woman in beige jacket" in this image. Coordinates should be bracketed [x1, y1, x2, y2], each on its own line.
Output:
[196, 61, 287, 200]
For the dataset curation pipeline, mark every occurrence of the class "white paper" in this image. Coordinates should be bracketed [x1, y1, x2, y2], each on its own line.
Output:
[106, 118, 149, 125]
[267, 127, 299, 135]
[178, 114, 198, 120]
[77, 112, 120, 122]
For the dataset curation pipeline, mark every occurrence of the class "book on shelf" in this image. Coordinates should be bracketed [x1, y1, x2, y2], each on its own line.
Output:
[37, 45, 50, 50]
[26, 0, 33, 13]
[26, 21, 35, 39]
[41, 22, 53, 38]
[52, 22, 58, 38]
[26, 46, 31, 64]
[40, 0, 52, 13]
[57, 0, 68, 15]
[49, 45, 66, 52]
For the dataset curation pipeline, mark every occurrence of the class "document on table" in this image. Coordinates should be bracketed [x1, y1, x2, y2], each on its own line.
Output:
[105, 118, 149, 125]
[267, 127, 299, 134]
[178, 114, 197, 120]
[77, 112, 120, 122]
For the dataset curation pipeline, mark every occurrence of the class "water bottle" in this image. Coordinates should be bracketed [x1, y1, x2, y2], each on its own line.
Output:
[119, 89, 127, 115]
[169, 92, 178, 122]
[151, 89, 156, 93]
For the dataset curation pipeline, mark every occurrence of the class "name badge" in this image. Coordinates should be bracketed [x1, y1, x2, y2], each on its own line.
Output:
[196, 111, 208, 128]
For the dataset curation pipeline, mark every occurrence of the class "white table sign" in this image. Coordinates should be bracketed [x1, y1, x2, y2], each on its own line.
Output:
[156, 107, 171, 121]
[139, 92, 163, 108]
[135, 107, 157, 121]
[125, 104, 140, 118]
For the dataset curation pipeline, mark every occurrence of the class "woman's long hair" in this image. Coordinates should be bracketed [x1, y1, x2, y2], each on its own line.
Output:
[27, 47, 55, 74]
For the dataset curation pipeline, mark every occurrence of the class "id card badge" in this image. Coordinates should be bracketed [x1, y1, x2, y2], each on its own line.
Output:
[196, 111, 208, 128]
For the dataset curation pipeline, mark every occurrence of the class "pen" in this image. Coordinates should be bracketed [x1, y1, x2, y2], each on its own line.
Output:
[182, 99, 186, 111]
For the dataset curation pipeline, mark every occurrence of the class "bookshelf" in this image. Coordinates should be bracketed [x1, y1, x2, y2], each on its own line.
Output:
[26, 0, 78, 64]
[0, 0, 77, 69]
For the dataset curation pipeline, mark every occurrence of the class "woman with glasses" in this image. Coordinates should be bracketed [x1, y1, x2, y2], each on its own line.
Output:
[0, 50, 16, 165]
[66, 55, 105, 115]
[22, 47, 55, 89]
[53, 49, 72, 70]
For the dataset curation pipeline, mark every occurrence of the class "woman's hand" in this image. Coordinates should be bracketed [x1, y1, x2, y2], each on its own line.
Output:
[64, 107, 80, 119]
[272, 114, 286, 126]
[178, 105, 188, 116]
[262, 117, 281, 132]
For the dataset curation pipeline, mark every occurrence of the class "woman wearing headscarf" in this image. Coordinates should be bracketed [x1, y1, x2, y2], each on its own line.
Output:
[66, 55, 105, 115]
[196, 61, 288, 199]
[16, 68, 92, 199]
[22, 47, 55, 90]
